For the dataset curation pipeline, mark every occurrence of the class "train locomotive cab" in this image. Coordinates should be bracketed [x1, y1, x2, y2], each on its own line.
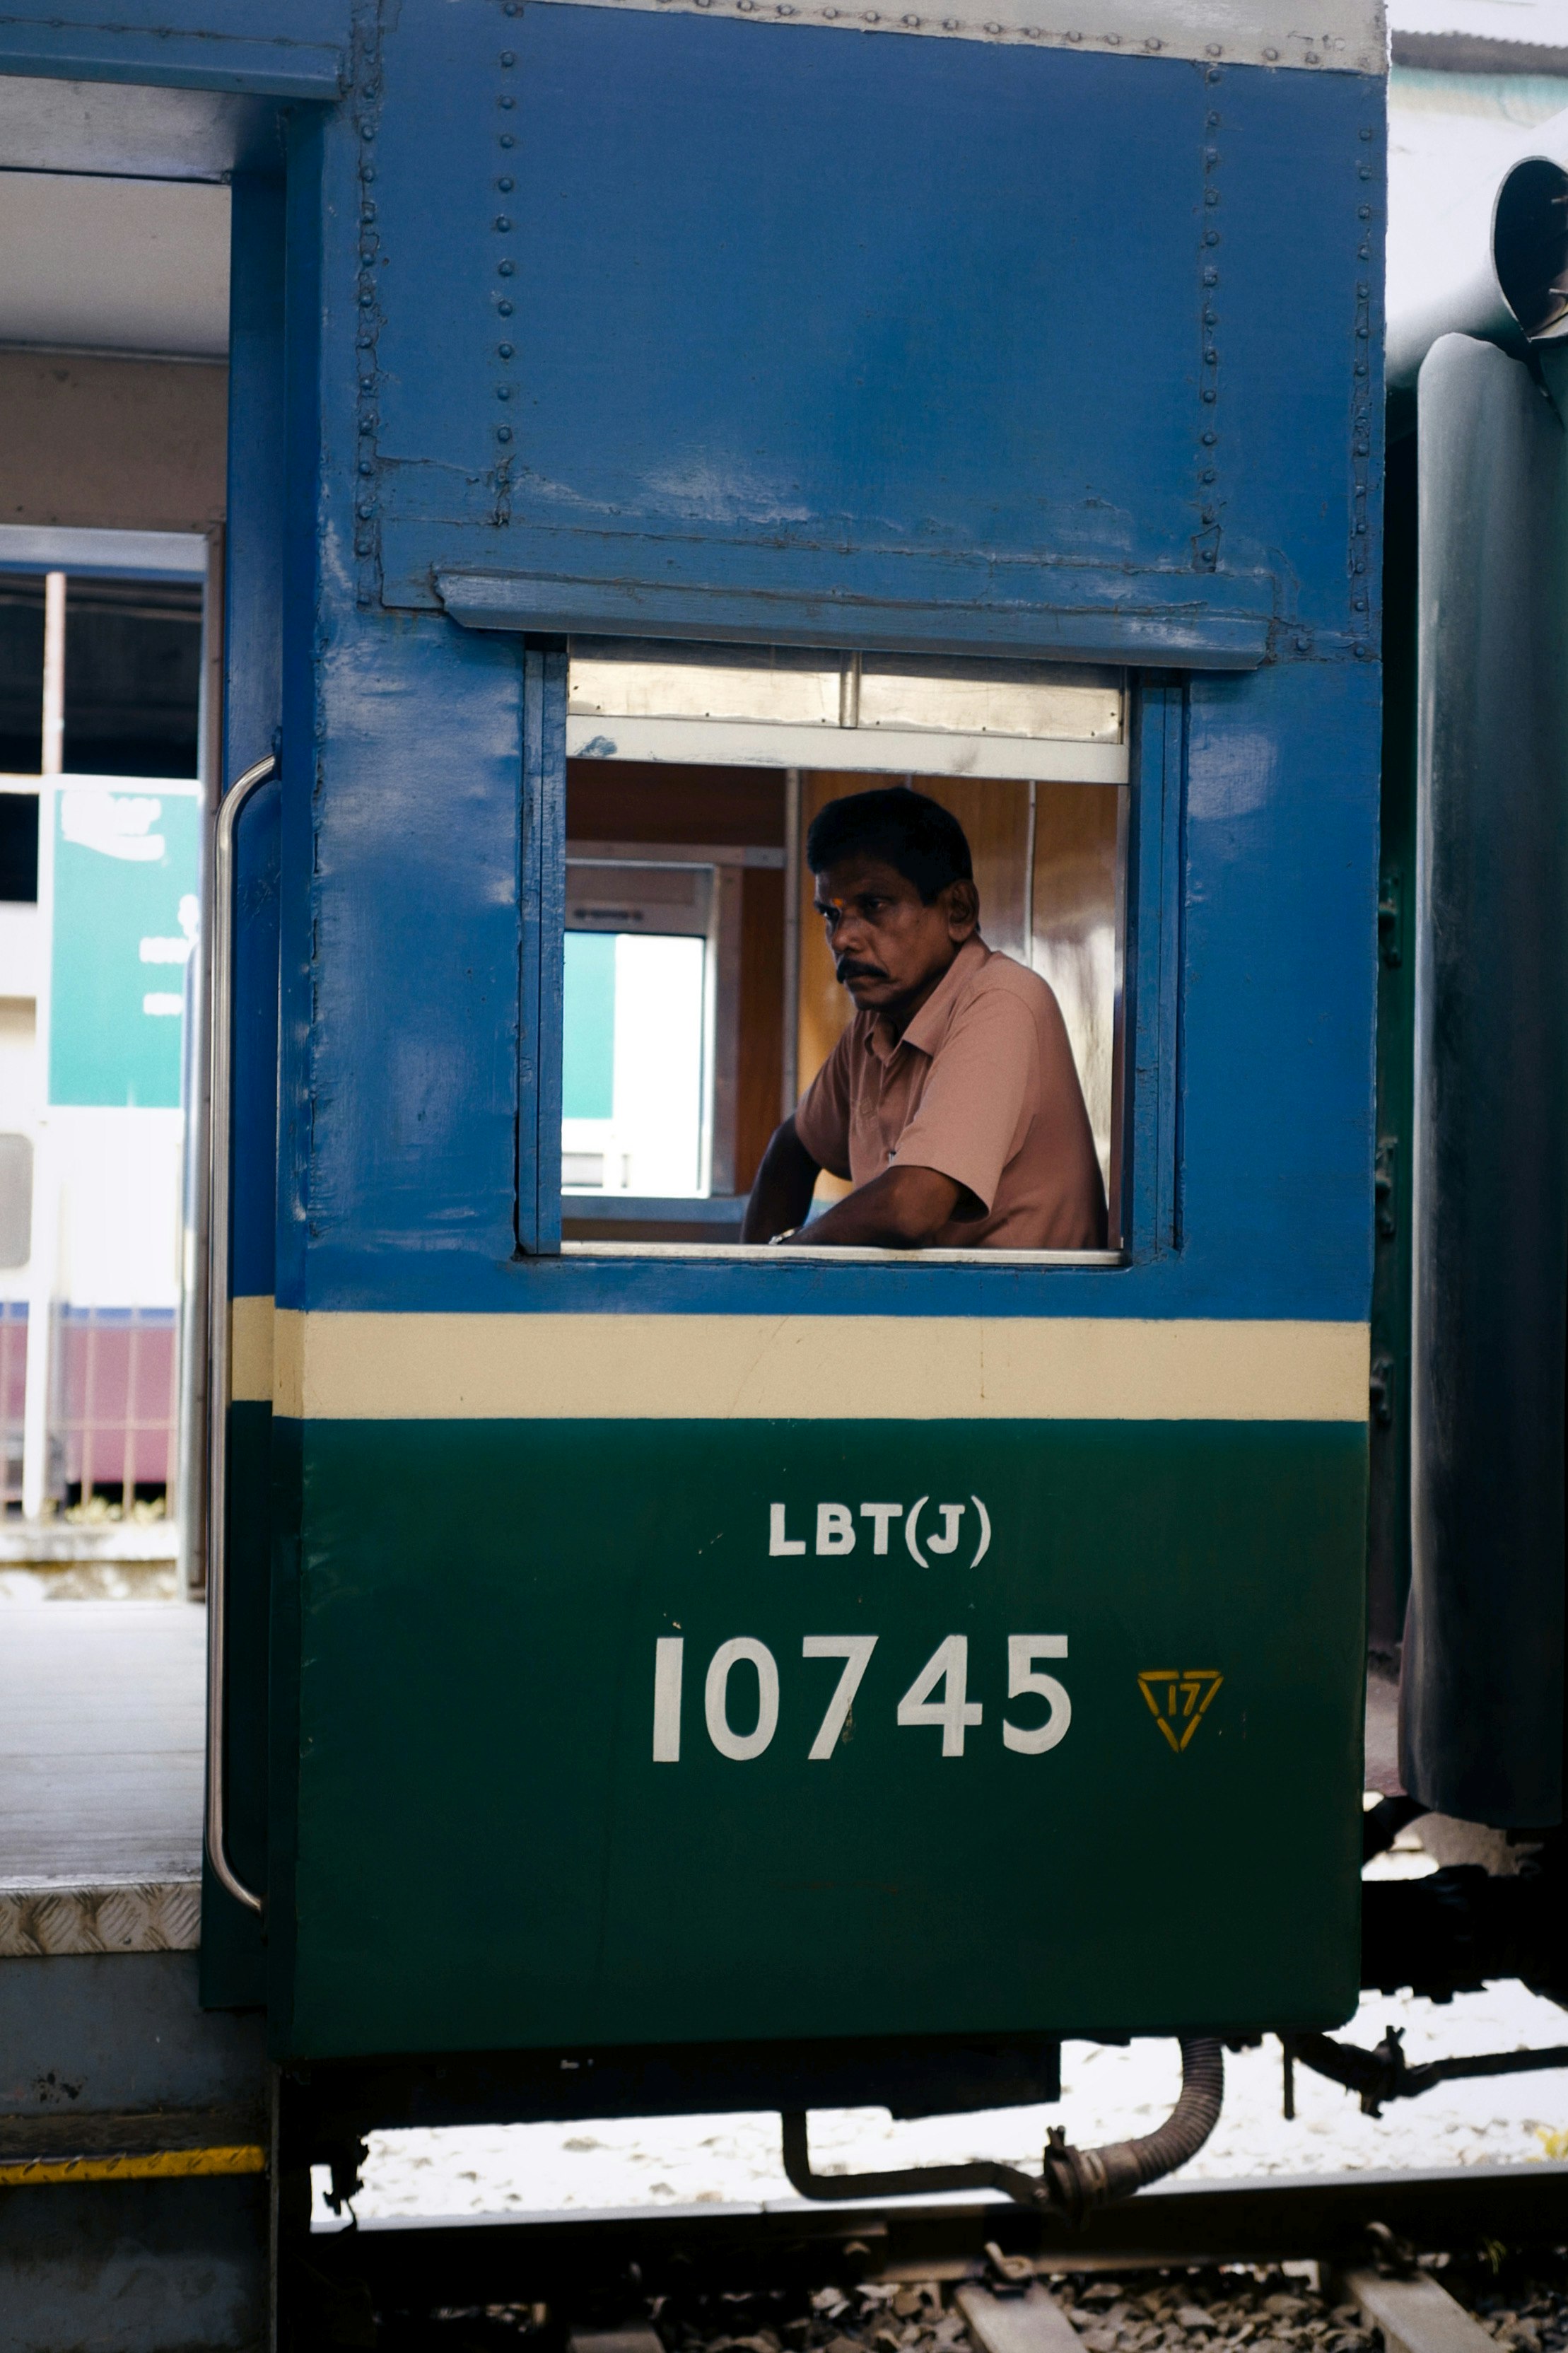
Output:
[194, 0, 1388, 2169]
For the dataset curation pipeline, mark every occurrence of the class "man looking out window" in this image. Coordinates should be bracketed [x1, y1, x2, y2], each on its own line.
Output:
[742, 787, 1108, 1251]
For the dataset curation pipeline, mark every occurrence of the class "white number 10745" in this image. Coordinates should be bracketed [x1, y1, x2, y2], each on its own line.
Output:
[650, 1634, 1070, 1763]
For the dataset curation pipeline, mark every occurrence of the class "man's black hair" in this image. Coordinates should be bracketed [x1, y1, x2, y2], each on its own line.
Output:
[805, 786, 973, 904]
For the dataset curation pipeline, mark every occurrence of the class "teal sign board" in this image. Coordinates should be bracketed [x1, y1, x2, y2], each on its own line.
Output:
[48, 783, 201, 1109]
[274, 1418, 1366, 2060]
[562, 930, 616, 1119]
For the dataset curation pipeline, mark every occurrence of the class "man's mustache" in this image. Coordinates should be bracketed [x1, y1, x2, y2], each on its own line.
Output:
[836, 957, 888, 985]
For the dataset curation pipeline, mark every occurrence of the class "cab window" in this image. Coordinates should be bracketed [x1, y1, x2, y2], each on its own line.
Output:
[557, 641, 1128, 1257]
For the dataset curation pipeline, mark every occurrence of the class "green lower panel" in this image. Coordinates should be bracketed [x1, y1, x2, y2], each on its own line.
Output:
[277, 1419, 1365, 2057]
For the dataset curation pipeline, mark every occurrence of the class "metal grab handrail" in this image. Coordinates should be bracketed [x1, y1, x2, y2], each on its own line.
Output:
[204, 752, 279, 1918]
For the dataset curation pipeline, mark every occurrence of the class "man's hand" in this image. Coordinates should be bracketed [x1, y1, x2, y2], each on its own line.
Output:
[742, 1119, 975, 1249]
[741, 1115, 821, 1242]
[777, 1162, 971, 1249]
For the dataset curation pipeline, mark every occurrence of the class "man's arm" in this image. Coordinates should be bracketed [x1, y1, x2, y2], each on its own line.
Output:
[742, 1115, 822, 1242]
[776, 1162, 972, 1249]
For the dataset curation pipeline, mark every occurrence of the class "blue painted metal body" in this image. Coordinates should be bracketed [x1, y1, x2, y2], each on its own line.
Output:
[223, 165, 285, 1327]
[375, 13, 1379, 670]
[252, 1, 1384, 1332]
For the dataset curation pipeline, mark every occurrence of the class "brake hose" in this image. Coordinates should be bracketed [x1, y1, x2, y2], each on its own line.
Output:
[781, 2034, 1224, 2219]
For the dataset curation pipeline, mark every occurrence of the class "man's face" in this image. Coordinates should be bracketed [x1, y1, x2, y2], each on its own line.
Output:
[812, 853, 979, 1023]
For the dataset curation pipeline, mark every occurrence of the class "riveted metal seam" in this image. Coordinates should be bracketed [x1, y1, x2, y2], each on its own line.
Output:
[1347, 117, 1380, 660]
[351, 0, 386, 609]
[1194, 69, 1224, 580]
[533, 0, 1387, 71]
[493, 5, 523, 518]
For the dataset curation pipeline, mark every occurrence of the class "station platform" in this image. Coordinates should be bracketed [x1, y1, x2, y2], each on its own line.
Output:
[0, 1601, 267, 2351]
[0, 1600, 204, 1956]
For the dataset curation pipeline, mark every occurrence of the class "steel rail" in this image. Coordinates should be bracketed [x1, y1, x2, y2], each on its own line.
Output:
[204, 752, 279, 1918]
[310, 2161, 1568, 2306]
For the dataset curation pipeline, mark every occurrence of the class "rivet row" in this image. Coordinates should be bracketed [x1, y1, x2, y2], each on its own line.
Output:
[1347, 129, 1379, 660]
[643, 0, 1356, 59]
[1194, 90, 1223, 569]
[493, 49, 519, 504]
[352, 8, 385, 605]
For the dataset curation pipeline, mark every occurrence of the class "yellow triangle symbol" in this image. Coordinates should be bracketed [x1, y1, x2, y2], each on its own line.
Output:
[1138, 1669, 1223, 1752]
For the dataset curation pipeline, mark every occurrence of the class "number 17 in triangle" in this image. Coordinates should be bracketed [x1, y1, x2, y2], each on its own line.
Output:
[1137, 1669, 1224, 1751]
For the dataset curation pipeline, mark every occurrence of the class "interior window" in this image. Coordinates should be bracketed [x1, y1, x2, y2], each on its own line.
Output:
[558, 643, 1128, 1254]
[562, 922, 707, 1194]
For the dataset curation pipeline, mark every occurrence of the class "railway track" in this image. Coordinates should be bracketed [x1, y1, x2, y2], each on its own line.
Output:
[304, 2164, 1568, 2349]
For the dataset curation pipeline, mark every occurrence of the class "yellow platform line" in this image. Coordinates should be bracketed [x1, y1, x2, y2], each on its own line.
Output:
[0, 2144, 266, 2187]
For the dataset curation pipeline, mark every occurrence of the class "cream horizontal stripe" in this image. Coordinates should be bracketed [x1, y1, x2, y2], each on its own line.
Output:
[230, 1296, 276, 1405]
[258, 1307, 1367, 1423]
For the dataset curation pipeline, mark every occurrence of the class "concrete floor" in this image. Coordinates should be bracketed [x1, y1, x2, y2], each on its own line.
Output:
[0, 1599, 204, 1886]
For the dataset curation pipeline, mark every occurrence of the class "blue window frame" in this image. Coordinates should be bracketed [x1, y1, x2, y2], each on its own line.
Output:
[517, 645, 1182, 1270]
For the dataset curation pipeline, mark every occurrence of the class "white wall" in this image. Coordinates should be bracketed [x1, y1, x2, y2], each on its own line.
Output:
[46, 1107, 183, 1309]
[0, 899, 183, 1309]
